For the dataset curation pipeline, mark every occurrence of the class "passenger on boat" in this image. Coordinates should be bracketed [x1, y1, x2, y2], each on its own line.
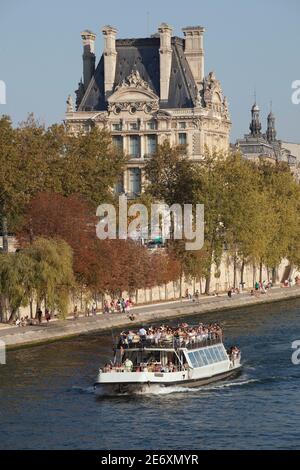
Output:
[228, 346, 240, 365]
[124, 358, 133, 372]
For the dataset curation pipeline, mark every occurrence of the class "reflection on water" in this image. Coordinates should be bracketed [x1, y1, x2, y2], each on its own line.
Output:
[1, 299, 300, 449]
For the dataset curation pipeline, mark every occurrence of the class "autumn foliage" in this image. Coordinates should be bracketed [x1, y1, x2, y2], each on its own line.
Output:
[17, 192, 181, 298]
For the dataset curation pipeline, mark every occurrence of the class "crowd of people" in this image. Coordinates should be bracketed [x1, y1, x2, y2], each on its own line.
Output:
[117, 322, 223, 350]
[80, 298, 134, 318]
[103, 298, 133, 315]
[103, 359, 179, 374]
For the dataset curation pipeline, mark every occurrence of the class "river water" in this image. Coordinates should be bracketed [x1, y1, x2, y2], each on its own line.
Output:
[1, 299, 300, 450]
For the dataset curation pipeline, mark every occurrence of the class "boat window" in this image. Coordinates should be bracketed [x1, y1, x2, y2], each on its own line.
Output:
[218, 345, 228, 361]
[192, 350, 199, 366]
[210, 347, 219, 362]
[194, 350, 204, 367]
[188, 352, 199, 368]
[188, 347, 227, 368]
[199, 349, 209, 365]
[213, 346, 223, 362]
[205, 349, 214, 364]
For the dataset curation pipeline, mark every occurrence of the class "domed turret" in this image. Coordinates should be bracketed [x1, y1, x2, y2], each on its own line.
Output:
[266, 110, 276, 142]
[249, 102, 262, 136]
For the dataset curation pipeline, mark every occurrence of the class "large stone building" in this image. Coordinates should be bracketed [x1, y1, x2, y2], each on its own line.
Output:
[235, 102, 299, 174]
[65, 24, 231, 197]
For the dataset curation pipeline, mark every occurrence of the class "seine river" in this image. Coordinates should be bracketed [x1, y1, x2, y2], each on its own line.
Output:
[1, 299, 300, 450]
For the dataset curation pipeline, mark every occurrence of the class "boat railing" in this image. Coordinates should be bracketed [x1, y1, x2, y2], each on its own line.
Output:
[116, 335, 222, 351]
[101, 364, 184, 374]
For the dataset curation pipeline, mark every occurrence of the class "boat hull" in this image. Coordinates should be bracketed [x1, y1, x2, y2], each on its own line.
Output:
[94, 365, 242, 396]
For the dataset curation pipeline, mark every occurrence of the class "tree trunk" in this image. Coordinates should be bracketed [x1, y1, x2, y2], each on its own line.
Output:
[272, 267, 277, 285]
[259, 261, 263, 283]
[1, 215, 9, 253]
[35, 300, 41, 319]
[0, 295, 8, 323]
[233, 253, 237, 288]
[252, 264, 256, 288]
[8, 308, 18, 323]
[240, 259, 245, 285]
[165, 283, 167, 300]
[179, 273, 183, 299]
[205, 250, 213, 295]
[80, 290, 83, 312]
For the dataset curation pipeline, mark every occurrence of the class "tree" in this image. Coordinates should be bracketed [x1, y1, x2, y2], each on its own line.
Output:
[0, 238, 74, 322]
[0, 116, 23, 252]
[62, 126, 127, 207]
[144, 140, 196, 205]
[16, 192, 96, 284]
[0, 115, 127, 250]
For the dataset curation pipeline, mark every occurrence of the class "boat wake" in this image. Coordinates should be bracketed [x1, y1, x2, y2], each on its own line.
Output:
[145, 378, 260, 395]
[90, 377, 260, 398]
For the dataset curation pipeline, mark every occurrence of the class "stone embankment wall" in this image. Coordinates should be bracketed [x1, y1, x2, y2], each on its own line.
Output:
[13, 254, 298, 319]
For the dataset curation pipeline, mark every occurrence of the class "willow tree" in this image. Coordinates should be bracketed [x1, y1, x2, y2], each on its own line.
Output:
[25, 238, 75, 319]
[0, 238, 74, 322]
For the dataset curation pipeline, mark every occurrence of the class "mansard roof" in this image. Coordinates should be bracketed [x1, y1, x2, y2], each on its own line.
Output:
[77, 36, 198, 111]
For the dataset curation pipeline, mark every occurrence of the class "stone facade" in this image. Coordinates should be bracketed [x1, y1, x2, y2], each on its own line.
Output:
[65, 23, 231, 197]
[235, 103, 299, 177]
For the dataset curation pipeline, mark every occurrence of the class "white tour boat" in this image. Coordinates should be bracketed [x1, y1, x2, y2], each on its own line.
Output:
[94, 324, 241, 395]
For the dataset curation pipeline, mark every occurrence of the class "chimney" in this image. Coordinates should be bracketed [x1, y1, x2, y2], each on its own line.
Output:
[102, 25, 118, 99]
[182, 26, 205, 85]
[158, 23, 172, 101]
[81, 30, 96, 91]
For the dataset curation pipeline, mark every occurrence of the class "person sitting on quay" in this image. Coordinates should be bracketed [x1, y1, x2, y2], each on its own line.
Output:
[110, 300, 116, 314]
[128, 312, 136, 321]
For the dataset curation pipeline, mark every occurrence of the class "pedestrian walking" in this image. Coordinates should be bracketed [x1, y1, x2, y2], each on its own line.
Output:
[73, 305, 78, 319]
[45, 308, 51, 324]
[37, 307, 42, 324]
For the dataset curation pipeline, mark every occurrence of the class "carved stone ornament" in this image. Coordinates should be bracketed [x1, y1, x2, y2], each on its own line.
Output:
[114, 69, 153, 92]
[108, 100, 159, 115]
[202, 71, 230, 118]
[66, 94, 74, 113]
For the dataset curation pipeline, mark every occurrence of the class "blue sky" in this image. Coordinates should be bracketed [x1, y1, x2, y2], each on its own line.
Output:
[0, 0, 299, 141]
